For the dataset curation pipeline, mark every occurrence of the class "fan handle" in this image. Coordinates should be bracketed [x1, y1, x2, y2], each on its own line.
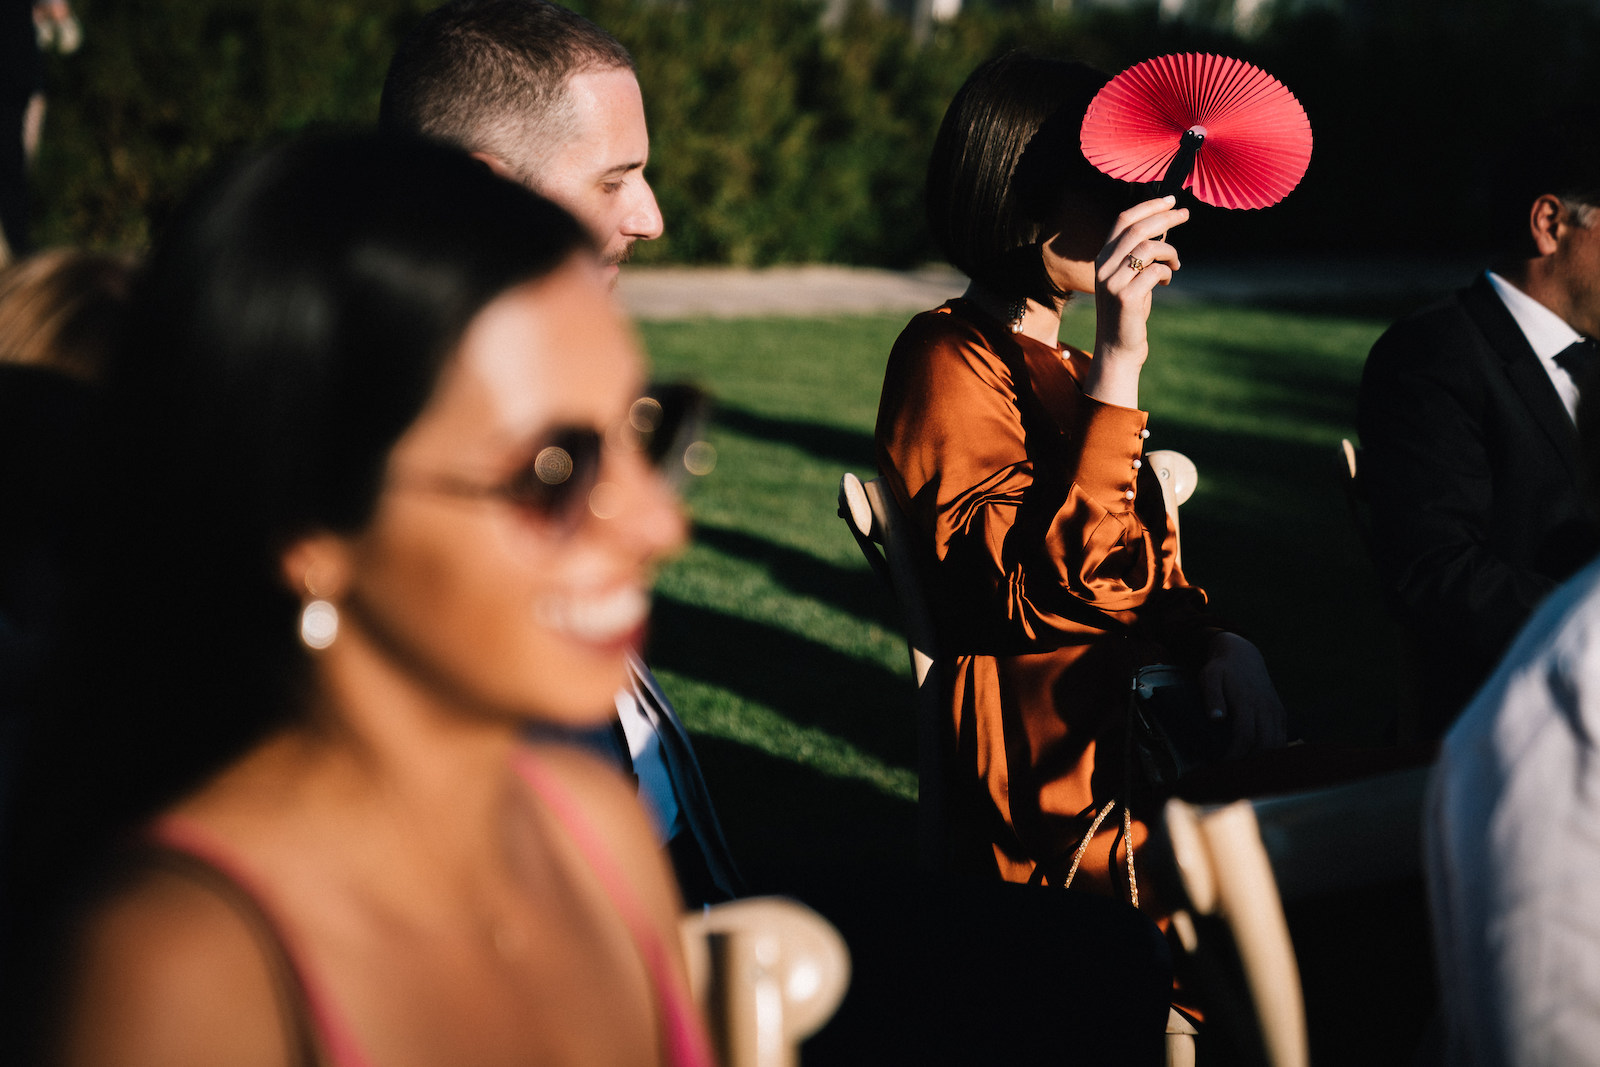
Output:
[1156, 128, 1206, 200]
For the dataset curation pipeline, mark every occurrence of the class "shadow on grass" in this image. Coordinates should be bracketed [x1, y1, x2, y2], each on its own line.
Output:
[691, 521, 898, 631]
[646, 597, 916, 770]
[1149, 417, 1350, 496]
[711, 404, 877, 470]
[1136, 421, 1410, 745]
[1236, 291, 1449, 323]
[1155, 334, 1364, 435]
[688, 734, 917, 894]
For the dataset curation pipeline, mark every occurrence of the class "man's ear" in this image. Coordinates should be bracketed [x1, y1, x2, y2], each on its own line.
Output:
[280, 532, 352, 603]
[1531, 194, 1567, 256]
[469, 151, 518, 183]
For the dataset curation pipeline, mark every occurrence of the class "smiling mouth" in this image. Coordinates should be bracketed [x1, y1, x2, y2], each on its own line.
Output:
[535, 586, 650, 645]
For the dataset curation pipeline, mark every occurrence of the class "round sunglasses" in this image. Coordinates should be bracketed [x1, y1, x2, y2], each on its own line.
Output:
[395, 381, 712, 528]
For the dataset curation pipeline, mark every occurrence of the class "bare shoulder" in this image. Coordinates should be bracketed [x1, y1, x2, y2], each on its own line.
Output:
[519, 742, 687, 936]
[57, 863, 293, 1067]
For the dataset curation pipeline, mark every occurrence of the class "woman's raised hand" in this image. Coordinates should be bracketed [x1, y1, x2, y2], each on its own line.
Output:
[1082, 196, 1189, 409]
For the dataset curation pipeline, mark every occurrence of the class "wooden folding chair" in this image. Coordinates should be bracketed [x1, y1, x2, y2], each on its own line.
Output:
[839, 460, 1208, 1064]
[1337, 437, 1372, 550]
[840, 457, 1431, 1065]
[1156, 765, 1431, 1067]
[837, 472, 946, 870]
[837, 452, 1199, 870]
[1147, 449, 1199, 568]
[681, 896, 851, 1067]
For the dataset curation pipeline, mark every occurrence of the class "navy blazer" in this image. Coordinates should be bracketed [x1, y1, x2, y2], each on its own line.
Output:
[581, 654, 743, 908]
[622, 654, 744, 907]
[1358, 274, 1600, 737]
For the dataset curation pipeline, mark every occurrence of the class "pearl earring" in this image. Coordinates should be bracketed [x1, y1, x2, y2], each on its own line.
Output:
[1006, 296, 1027, 333]
[298, 571, 338, 651]
[299, 599, 339, 650]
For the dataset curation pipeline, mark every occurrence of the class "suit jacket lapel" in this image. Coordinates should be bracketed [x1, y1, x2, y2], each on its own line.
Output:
[1461, 275, 1580, 476]
[626, 654, 745, 901]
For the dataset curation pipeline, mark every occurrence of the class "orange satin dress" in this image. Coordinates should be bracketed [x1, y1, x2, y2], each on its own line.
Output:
[875, 299, 1220, 885]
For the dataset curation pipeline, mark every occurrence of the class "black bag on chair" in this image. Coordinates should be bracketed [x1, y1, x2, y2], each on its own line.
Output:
[1127, 663, 1230, 803]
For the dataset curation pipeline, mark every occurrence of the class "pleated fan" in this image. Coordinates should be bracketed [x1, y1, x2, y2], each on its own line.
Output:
[1080, 53, 1313, 210]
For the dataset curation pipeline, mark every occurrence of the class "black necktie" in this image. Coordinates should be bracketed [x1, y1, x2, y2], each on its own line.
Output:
[1555, 338, 1599, 396]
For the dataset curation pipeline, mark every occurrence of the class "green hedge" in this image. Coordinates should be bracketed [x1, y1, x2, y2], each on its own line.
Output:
[36, 0, 1145, 264]
[33, 0, 433, 251]
[29, 0, 1600, 264]
[583, 1, 1195, 266]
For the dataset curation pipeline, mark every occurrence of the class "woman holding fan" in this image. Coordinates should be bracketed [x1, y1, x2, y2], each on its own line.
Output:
[875, 51, 1287, 894]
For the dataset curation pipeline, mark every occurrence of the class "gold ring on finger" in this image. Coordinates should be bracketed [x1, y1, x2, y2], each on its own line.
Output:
[1127, 255, 1148, 273]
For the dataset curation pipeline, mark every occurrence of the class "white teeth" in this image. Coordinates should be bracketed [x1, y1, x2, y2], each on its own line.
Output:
[535, 586, 650, 643]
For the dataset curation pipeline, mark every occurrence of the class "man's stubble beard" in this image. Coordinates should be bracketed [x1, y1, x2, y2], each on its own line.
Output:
[604, 238, 636, 269]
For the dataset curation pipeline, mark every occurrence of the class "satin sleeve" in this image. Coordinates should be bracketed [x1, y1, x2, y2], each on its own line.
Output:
[874, 307, 1207, 653]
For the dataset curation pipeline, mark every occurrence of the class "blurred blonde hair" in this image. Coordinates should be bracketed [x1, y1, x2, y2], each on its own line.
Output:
[0, 248, 133, 381]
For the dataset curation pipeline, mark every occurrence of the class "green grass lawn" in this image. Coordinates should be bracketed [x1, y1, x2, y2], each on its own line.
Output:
[638, 298, 1405, 891]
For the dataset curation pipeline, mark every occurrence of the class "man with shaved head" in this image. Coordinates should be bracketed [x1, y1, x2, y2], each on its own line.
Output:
[382, 0, 663, 284]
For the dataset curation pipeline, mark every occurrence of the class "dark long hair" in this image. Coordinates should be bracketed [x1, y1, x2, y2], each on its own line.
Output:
[3, 131, 591, 1057]
[101, 129, 588, 812]
[925, 51, 1122, 307]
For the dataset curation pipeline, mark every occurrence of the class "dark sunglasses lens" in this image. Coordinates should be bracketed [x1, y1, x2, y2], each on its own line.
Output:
[508, 428, 603, 520]
[637, 382, 711, 475]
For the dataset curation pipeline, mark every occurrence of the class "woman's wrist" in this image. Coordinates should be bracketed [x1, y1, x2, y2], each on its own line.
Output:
[1081, 346, 1144, 408]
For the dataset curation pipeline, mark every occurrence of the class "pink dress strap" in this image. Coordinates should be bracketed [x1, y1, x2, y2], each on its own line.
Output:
[147, 816, 377, 1067]
[513, 750, 718, 1067]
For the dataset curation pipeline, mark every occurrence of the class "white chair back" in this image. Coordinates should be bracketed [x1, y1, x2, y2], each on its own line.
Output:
[1147, 449, 1198, 569]
[1160, 765, 1431, 1067]
[681, 896, 851, 1067]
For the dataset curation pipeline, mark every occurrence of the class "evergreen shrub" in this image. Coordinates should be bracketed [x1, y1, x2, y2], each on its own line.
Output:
[31, 0, 1600, 264]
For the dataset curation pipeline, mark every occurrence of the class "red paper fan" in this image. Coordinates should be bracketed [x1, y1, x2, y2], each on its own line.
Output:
[1080, 53, 1312, 210]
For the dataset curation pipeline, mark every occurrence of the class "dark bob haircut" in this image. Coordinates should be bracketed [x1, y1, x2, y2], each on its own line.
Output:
[70, 131, 591, 829]
[926, 52, 1123, 308]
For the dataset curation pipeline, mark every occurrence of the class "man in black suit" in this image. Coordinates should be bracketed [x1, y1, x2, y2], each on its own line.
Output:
[1359, 117, 1600, 740]
[382, 0, 742, 905]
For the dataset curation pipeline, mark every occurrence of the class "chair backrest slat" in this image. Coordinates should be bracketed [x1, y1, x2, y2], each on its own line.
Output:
[838, 473, 945, 869]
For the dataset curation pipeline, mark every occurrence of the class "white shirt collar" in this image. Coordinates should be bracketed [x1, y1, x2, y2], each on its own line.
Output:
[1485, 270, 1584, 360]
[1486, 270, 1586, 424]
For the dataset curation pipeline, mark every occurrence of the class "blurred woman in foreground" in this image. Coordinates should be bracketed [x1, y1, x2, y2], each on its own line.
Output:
[41, 132, 709, 1066]
[876, 52, 1287, 893]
